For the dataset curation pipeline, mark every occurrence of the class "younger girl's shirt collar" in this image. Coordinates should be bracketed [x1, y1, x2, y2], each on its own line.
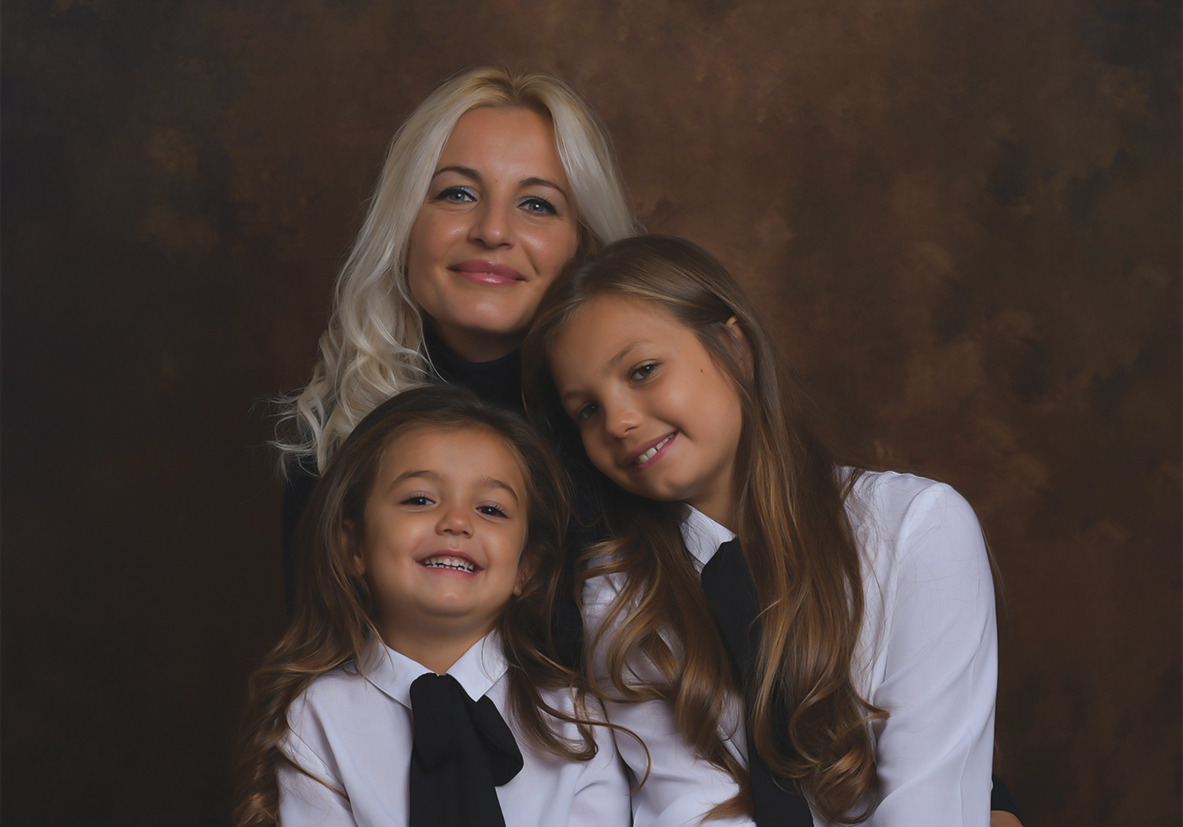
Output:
[679, 504, 737, 574]
[357, 631, 507, 710]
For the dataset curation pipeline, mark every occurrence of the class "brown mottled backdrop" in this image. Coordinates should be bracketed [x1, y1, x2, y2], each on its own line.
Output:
[3, 1, 1178, 823]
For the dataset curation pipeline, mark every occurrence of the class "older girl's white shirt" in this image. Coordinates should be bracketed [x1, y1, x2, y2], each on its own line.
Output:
[582, 470, 998, 827]
[278, 632, 631, 827]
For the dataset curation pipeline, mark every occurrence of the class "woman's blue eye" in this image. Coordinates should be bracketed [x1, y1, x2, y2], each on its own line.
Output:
[478, 504, 508, 518]
[435, 186, 476, 204]
[521, 196, 557, 215]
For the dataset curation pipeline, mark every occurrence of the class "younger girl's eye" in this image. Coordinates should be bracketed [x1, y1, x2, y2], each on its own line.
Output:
[629, 363, 658, 382]
[477, 504, 509, 518]
[401, 495, 435, 507]
[520, 196, 557, 216]
[434, 186, 476, 204]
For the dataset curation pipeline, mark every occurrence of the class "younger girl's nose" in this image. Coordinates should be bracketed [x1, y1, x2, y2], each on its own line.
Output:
[437, 506, 473, 536]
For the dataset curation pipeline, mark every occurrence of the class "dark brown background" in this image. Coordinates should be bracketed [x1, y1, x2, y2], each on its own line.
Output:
[3, 1, 1179, 824]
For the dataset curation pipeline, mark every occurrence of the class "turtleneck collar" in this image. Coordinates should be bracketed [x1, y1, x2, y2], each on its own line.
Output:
[422, 324, 525, 414]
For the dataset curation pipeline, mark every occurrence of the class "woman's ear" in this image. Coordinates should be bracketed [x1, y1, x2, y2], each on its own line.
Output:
[724, 316, 753, 377]
[342, 519, 366, 577]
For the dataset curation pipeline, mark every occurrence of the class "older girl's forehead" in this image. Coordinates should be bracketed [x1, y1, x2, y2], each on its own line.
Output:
[552, 297, 684, 372]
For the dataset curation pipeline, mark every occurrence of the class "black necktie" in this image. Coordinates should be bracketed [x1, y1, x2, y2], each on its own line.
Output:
[700, 539, 814, 826]
[408, 672, 524, 827]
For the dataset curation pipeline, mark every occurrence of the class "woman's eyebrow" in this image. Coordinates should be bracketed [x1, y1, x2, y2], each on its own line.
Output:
[430, 166, 568, 199]
[520, 176, 569, 198]
[431, 164, 480, 181]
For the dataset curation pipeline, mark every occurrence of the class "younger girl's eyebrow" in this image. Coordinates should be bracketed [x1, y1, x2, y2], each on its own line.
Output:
[386, 469, 519, 503]
[482, 478, 520, 503]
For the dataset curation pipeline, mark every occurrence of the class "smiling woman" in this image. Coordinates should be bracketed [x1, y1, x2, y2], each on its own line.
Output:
[276, 66, 638, 611]
[406, 107, 580, 362]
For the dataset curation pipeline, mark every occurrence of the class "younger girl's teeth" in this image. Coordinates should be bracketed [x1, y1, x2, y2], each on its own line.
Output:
[423, 556, 475, 573]
[636, 435, 673, 465]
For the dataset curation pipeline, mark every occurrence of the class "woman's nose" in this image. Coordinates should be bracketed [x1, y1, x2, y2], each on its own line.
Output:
[468, 199, 513, 248]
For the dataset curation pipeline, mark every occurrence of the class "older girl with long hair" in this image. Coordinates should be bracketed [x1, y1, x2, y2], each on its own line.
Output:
[236, 386, 630, 826]
[278, 65, 639, 610]
[524, 235, 1000, 825]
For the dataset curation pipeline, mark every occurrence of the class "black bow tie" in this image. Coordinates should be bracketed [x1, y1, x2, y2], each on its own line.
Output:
[409, 672, 524, 827]
[701, 539, 813, 826]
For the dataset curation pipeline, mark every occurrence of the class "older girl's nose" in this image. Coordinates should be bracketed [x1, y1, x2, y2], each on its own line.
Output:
[604, 400, 641, 439]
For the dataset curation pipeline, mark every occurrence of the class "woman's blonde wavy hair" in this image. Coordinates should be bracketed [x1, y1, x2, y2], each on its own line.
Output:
[279, 65, 638, 472]
[523, 235, 886, 823]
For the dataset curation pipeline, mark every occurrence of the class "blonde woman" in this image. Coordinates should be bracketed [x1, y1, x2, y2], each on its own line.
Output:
[279, 66, 639, 612]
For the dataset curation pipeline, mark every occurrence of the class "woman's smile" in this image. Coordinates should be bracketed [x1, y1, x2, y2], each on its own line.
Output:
[407, 107, 579, 362]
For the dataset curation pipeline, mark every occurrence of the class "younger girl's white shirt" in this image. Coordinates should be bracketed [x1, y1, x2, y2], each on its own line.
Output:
[583, 470, 998, 827]
[278, 631, 631, 827]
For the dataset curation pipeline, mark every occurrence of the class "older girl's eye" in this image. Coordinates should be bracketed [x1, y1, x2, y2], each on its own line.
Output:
[629, 363, 658, 382]
[435, 186, 476, 204]
[477, 504, 509, 518]
[574, 402, 598, 423]
[520, 196, 557, 216]
[401, 494, 435, 507]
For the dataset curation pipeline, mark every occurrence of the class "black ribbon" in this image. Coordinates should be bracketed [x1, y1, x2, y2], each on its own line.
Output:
[700, 539, 814, 826]
[408, 672, 524, 827]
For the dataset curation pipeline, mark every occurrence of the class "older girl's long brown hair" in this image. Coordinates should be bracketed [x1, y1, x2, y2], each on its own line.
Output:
[233, 386, 598, 826]
[523, 235, 886, 823]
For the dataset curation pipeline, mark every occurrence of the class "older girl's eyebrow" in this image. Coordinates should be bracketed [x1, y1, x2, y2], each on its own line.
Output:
[558, 342, 650, 405]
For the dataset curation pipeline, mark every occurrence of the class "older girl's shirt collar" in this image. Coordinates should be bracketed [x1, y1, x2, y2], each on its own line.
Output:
[357, 631, 507, 709]
[679, 504, 737, 574]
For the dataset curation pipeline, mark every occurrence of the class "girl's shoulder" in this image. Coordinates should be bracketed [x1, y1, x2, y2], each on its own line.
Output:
[287, 661, 373, 723]
[844, 469, 987, 577]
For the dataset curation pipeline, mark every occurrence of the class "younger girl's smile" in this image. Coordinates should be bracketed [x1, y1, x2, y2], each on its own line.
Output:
[550, 296, 746, 528]
[349, 426, 529, 654]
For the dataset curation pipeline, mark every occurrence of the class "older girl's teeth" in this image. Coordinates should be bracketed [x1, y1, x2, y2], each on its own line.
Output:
[636, 435, 673, 465]
[423, 556, 475, 573]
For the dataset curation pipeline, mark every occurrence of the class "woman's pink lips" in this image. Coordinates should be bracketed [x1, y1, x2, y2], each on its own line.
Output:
[450, 260, 523, 285]
[626, 432, 677, 470]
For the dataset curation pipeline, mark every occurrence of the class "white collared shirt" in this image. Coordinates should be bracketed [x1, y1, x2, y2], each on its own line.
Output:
[583, 470, 998, 827]
[278, 632, 631, 826]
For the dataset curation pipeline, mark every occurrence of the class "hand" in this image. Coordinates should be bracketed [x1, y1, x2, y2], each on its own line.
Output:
[991, 812, 1024, 827]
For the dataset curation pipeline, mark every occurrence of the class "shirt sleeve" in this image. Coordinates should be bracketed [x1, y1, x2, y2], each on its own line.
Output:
[277, 695, 358, 827]
[583, 573, 755, 827]
[863, 481, 997, 827]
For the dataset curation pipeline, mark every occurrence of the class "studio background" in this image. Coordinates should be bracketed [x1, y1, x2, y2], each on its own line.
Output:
[3, 1, 1179, 824]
